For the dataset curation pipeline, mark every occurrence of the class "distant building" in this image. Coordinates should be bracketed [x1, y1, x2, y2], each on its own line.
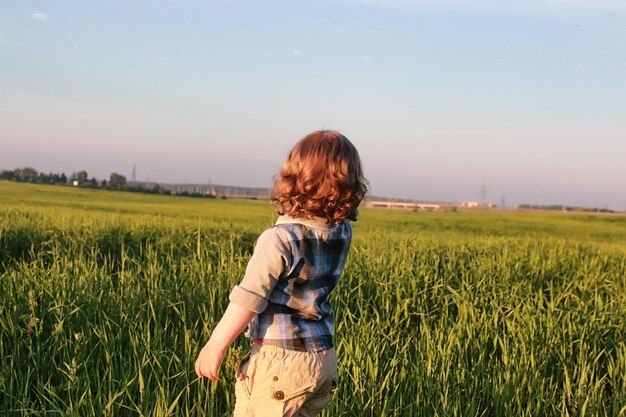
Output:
[363, 200, 441, 211]
[461, 201, 480, 208]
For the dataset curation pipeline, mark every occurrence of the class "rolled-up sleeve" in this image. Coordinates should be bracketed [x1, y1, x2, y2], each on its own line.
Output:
[229, 227, 291, 313]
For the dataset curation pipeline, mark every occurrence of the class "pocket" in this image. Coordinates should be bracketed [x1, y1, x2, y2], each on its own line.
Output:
[265, 361, 329, 417]
[235, 349, 254, 399]
[270, 374, 317, 402]
[268, 353, 319, 403]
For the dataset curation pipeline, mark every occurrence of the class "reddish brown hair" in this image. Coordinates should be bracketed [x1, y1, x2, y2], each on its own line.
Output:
[272, 130, 368, 224]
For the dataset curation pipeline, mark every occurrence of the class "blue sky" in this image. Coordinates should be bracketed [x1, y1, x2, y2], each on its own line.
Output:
[1, 0, 625, 209]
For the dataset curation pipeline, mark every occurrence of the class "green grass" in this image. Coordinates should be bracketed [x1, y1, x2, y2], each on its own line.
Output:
[1, 181, 625, 416]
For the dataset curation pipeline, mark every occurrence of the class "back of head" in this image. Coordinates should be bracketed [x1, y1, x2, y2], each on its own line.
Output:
[272, 130, 368, 224]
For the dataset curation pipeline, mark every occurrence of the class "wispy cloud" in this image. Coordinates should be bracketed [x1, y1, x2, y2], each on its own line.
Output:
[346, 0, 626, 13]
[292, 49, 303, 56]
[358, 55, 374, 61]
[32, 12, 49, 21]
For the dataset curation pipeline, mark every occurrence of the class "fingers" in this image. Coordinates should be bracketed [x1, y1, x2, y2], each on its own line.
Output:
[195, 341, 226, 381]
[194, 357, 220, 380]
[204, 361, 219, 380]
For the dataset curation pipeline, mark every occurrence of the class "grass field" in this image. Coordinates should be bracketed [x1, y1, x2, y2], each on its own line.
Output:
[1, 181, 625, 416]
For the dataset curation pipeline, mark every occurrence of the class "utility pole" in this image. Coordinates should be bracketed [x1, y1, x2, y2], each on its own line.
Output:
[480, 183, 487, 208]
[208, 176, 215, 196]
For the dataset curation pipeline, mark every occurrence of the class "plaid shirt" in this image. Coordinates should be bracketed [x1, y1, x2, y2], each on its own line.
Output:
[229, 215, 352, 352]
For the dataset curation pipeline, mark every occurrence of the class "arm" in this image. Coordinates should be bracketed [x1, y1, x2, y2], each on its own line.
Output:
[195, 228, 291, 380]
[194, 302, 256, 380]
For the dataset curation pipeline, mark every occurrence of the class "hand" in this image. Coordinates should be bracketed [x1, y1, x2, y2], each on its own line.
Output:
[194, 302, 256, 380]
[195, 339, 227, 381]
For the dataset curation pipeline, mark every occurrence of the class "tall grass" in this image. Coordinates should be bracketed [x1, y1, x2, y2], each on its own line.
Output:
[1, 182, 625, 416]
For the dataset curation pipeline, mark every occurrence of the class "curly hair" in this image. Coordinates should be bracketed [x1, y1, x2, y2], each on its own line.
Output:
[272, 130, 368, 224]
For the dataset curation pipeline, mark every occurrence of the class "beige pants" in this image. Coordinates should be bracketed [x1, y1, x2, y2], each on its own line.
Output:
[233, 343, 338, 417]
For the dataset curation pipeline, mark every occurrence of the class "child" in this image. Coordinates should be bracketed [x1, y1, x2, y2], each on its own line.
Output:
[195, 130, 367, 417]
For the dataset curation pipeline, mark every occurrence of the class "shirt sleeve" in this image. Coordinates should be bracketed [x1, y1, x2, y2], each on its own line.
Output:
[228, 227, 291, 313]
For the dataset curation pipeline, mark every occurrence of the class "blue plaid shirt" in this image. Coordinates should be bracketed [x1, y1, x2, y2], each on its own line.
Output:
[229, 215, 352, 352]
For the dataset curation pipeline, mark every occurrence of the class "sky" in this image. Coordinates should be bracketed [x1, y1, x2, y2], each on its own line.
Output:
[1, 0, 625, 210]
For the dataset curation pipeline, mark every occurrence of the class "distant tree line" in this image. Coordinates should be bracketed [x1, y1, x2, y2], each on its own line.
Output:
[0, 167, 129, 190]
[0, 167, 68, 184]
[519, 203, 616, 214]
[0, 167, 219, 199]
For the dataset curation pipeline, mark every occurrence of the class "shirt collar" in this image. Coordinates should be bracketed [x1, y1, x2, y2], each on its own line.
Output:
[275, 215, 334, 229]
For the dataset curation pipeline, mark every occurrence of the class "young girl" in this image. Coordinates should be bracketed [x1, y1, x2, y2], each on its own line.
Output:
[195, 130, 367, 417]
